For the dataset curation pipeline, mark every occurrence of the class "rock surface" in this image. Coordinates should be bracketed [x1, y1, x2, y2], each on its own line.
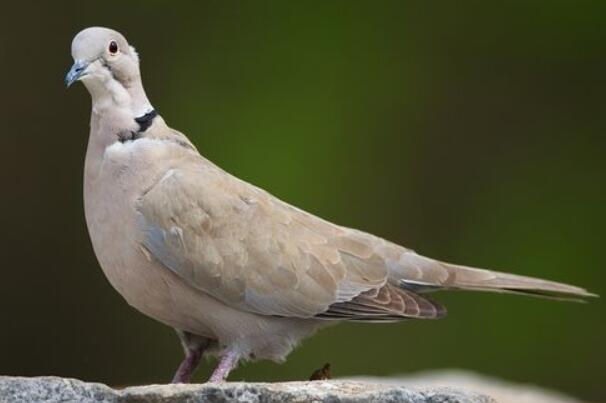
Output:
[355, 370, 584, 403]
[0, 376, 493, 403]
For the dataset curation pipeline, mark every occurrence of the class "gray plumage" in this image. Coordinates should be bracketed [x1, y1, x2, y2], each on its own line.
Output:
[66, 27, 595, 383]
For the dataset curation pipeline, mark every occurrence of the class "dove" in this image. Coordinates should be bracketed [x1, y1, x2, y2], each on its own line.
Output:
[66, 27, 594, 383]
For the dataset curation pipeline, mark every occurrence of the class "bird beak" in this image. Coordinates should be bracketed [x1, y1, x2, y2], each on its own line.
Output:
[65, 60, 89, 88]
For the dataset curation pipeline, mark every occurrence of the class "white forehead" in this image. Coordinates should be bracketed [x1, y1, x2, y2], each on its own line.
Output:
[71, 27, 129, 60]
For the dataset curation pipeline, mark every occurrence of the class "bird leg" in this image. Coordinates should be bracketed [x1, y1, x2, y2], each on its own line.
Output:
[171, 330, 211, 384]
[208, 347, 241, 383]
[172, 349, 203, 383]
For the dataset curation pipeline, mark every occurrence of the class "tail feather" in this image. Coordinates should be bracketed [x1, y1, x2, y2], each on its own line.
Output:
[394, 252, 597, 301]
[440, 263, 596, 301]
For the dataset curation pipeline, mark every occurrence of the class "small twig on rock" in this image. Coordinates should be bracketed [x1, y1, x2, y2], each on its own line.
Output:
[309, 363, 332, 381]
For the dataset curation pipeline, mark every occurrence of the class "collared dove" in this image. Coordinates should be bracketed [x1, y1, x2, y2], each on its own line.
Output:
[66, 27, 594, 383]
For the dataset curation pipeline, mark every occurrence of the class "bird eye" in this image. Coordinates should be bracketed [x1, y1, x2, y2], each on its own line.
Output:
[108, 41, 119, 54]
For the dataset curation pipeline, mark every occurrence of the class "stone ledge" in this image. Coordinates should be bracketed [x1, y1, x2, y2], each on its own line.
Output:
[0, 376, 493, 403]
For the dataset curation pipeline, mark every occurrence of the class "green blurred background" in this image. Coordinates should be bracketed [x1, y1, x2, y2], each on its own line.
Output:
[1, 1, 604, 401]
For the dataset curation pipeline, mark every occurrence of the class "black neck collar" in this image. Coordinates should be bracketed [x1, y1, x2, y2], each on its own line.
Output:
[134, 109, 158, 133]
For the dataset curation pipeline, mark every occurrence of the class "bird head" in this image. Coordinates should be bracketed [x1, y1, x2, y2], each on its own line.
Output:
[66, 27, 151, 115]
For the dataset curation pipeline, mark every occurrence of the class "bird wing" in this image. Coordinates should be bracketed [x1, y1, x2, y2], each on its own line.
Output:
[136, 158, 401, 318]
[135, 142, 593, 320]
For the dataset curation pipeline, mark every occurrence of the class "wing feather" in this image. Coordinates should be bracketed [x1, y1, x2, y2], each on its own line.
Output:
[317, 283, 446, 322]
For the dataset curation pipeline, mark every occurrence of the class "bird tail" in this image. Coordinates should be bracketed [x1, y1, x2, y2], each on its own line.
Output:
[397, 253, 597, 301]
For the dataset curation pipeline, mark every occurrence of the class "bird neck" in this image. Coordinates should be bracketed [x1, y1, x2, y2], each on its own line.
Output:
[84, 76, 158, 179]
[85, 74, 153, 121]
